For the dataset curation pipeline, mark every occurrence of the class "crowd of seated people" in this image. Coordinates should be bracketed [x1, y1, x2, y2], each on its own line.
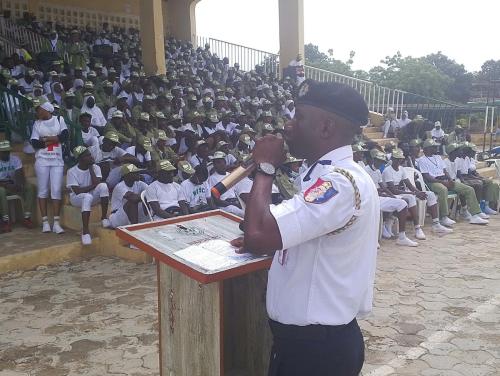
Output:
[0, 18, 497, 249]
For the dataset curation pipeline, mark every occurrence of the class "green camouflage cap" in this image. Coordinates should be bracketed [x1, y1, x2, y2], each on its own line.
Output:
[423, 139, 439, 148]
[73, 145, 88, 159]
[155, 112, 166, 119]
[217, 140, 229, 149]
[352, 143, 367, 152]
[65, 90, 76, 97]
[262, 111, 273, 117]
[139, 137, 153, 151]
[409, 139, 422, 147]
[370, 149, 387, 161]
[121, 163, 145, 176]
[178, 160, 195, 175]
[103, 80, 113, 88]
[104, 131, 120, 144]
[158, 160, 176, 172]
[0, 140, 12, 152]
[239, 134, 252, 146]
[262, 123, 274, 132]
[462, 141, 478, 152]
[157, 130, 169, 141]
[139, 112, 150, 122]
[210, 151, 227, 160]
[112, 110, 124, 118]
[391, 148, 405, 159]
[208, 114, 219, 123]
[446, 143, 461, 154]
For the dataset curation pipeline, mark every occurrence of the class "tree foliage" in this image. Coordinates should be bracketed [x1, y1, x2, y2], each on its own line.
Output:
[303, 44, 494, 103]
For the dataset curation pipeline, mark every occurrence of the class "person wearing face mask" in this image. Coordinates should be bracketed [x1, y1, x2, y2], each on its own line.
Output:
[145, 160, 189, 220]
[30, 101, 68, 234]
[275, 154, 304, 200]
[81, 94, 107, 133]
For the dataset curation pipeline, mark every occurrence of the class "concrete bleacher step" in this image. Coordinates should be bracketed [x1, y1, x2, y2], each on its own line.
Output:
[478, 166, 498, 179]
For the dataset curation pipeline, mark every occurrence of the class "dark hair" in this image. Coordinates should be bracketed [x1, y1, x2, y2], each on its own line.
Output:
[79, 112, 92, 119]
[194, 165, 209, 181]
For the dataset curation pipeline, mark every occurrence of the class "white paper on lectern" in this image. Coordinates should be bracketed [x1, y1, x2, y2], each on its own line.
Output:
[125, 215, 268, 274]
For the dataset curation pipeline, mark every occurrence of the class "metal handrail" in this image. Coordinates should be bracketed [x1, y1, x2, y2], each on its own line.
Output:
[197, 36, 280, 75]
[0, 16, 47, 55]
[0, 85, 35, 140]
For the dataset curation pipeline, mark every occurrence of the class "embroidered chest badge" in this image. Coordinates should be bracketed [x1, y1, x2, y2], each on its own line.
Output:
[303, 178, 338, 204]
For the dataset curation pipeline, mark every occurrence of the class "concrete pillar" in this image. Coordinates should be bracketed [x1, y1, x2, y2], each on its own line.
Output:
[166, 0, 199, 45]
[139, 0, 166, 75]
[278, 0, 304, 76]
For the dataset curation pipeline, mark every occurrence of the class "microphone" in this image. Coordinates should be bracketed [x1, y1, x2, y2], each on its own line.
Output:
[211, 157, 256, 199]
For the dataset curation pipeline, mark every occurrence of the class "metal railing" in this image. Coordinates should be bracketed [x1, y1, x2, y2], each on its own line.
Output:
[0, 85, 35, 140]
[304, 65, 466, 126]
[0, 16, 46, 55]
[197, 36, 280, 75]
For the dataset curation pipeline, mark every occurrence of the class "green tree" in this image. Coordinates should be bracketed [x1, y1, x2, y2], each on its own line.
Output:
[422, 52, 472, 103]
[304, 43, 354, 76]
[369, 52, 452, 99]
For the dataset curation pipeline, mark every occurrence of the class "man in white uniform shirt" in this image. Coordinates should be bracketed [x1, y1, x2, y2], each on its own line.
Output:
[145, 160, 189, 220]
[383, 148, 452, 236]
[231, 80, 379, 375]
[417, 139, 488, 225]
[180, 164, 216, 213]
[66, 146, 110, 245]
[109, 164, 149, 228]
[208, 151, 244, 217]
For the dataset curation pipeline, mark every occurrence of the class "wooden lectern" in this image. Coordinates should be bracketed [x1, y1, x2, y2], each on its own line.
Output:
[116, 210, 273, 376]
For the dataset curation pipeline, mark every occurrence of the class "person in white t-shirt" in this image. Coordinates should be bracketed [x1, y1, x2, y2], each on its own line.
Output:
[0, 140, 36, 232]
[217, 141, 237, 169]
[30, 101, 68, 234]
[145, 160, 189, 220]
[79, 112, 100, 147]
[66, 146, 110, 245]
[89, 131, 138, 188]
[207, 151, 244, 217]
[188, 140, 210, 168]
[365, 149, 417, 246]
[417, 139, 488, 225]
[180, 164, 216, 213]
[109, 164, 149, 228]
[383, 148, 452, 237]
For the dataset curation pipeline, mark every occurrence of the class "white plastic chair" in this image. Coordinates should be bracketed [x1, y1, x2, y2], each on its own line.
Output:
[404, 167, 427, 227]
[140, 190, 154, 222]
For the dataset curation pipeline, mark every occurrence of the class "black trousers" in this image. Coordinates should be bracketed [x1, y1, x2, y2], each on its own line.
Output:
[267, 319, 364, 376]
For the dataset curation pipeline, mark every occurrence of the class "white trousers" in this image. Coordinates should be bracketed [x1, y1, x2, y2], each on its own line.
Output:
[109, 204, 148, 228]
[70, 183, 109, 212]
[379, 196, 407, 213]
[396, 193, 417, 208]
[35, 162, 64, 199]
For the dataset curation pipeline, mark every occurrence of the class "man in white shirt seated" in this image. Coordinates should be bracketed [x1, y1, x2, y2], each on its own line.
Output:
[216, 141, 237, 169]
[109, 164, 149, 228]
[145, 160, 189, 220]
[89, 131, 138, 188]
[180, 164, 216, 214]
[125, 137, 154, 183]
[383, 148, 452, 237]
[79, 112, 100, 147]
[397, 110, 411, 129]
[188, 140, 210, 168]
[456, 143, 499, 215]
[417, 139, 488, 225]
[66, 146, 110, 245]
[208, 151, 244, 217]
[365, 149, 418, 246]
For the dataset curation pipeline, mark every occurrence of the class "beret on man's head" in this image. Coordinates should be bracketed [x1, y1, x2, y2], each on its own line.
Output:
[296, 79, 369, 126]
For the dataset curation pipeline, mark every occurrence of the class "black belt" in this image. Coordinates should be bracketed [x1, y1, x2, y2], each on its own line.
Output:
[269, 319, 356, 341]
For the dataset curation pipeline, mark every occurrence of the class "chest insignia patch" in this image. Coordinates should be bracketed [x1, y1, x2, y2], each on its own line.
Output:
[303, 178, 338, 204]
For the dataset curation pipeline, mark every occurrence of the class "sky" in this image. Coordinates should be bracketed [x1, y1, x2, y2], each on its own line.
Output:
[196, 0, 500, 73]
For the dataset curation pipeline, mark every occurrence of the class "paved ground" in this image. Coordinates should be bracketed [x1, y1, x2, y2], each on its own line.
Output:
[0, 216, 499, 375]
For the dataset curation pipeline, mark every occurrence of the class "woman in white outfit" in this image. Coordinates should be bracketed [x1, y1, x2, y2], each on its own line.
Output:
[30, 101, 68, 233]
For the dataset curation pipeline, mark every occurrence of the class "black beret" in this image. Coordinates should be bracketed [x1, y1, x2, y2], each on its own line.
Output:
[296, 79, 369, 126]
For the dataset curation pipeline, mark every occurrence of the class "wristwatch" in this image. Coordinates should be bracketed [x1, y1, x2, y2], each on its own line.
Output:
[257, 162, 276, 177]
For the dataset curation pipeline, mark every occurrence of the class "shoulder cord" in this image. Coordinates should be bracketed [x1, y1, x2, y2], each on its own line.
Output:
[327, 167, 361, 236]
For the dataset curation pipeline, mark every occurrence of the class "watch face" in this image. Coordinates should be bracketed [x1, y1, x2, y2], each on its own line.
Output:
[260, 162, 275, 175]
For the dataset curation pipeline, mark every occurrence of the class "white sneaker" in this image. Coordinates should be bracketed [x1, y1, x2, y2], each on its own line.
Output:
[415, 228, 426, 240]
[440, 216, 456, 227]
[42, 221, 51, 233]
[52, 221, 65, 234]
[460, 209, 472, 220]
[396, 236, 419, 247]
[484, 206, 498, 215]
[478, 212, 490, 220]
[102, 218, 111, 228]
[432, 223, 453, 234]
[81, 234, 92, 245]
[470, 215, 488, 225]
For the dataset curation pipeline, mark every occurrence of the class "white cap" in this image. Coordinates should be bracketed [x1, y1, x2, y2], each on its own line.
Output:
[39, 102, 54, 113]
[434, 121, 441, 127]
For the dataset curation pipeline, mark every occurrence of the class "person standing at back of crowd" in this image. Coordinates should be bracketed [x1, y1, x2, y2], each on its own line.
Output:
[30, 101, 67, 234]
